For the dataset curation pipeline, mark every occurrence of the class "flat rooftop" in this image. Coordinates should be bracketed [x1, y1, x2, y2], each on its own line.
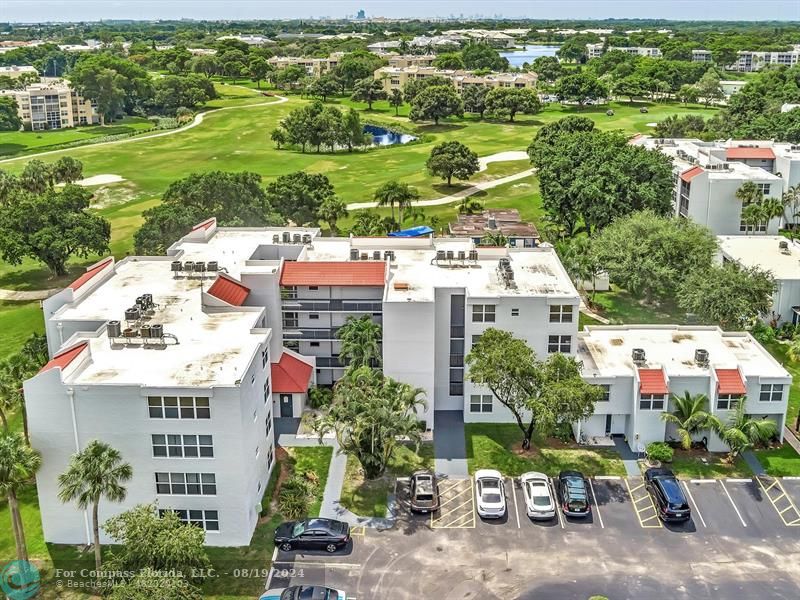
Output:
[578, 325, 789, 380]
[53, 259, 266, 388]
[718, 235, 800, 280]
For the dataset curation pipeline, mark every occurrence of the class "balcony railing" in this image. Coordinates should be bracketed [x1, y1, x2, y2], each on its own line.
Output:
[282, 299, 382, 313]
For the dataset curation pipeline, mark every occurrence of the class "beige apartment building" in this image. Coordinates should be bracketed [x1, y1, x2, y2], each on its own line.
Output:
[375, 66, 537, 93]
[0, 80, 98, 131]
[376, 53, 437, 68]
[267, 52, 345, 77]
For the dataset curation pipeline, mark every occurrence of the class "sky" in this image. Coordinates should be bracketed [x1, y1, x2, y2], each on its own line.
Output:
[4, 1, 800, 23]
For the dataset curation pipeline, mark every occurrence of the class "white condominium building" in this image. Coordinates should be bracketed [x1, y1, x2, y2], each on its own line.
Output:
[586, 44, 663, 59]
[0, 65, 38, 79]
[578, 326, 790, 452]
[375, 66, 538, 94]
[732, 47, 800, 72]
[632, 136, 800, 235]
[718, 235, 800, 326]
[267, 53, 344, 78]
[0, 80, 97, 130]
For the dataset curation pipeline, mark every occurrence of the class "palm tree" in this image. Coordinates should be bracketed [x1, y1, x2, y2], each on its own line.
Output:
[480, 232, 508, 247]
[0, 431, 41, 561]
[761, 197, 785, 231]
[58, 440, 133, 572]
[374, 181, 419, 227]
[458, 197, 483, 215]
[317, 197, 348, 236]
[403, 205, 427, 225]
[661, 392, 721, 450]
[741, 202, 767, 235]
[736, 181, 764, 207]
[782, 185, 800, 230]
[336, 315, 382, 370]
[714, 399, 778, 462]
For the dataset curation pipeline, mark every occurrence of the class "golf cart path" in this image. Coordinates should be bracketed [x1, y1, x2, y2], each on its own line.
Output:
[347, 150, 534, 211]
[0, 288, 58, 300]
[0, 94, 289, 164]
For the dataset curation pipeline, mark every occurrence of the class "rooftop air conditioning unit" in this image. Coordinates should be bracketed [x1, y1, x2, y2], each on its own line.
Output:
[273, 234, 280, 244]
[302, 234, 312, 245]
[282, 232, 291, 243]
[436, 250, 446, 262]
[468, 250, 478, 261]
[779, 240, 790, 253]
[373, 251, 381, 260]
[632, 348, 646, 365]
[446, 250, 454, 260]
[170, 260, 182, 272]
[350, 248, 359, 260]
[695, 348, 709, 366]
[293, 234, 302, 244]
[458, 250, 466, 261]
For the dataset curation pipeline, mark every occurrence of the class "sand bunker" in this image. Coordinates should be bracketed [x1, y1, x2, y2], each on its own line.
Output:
[76, 174, 125, 186]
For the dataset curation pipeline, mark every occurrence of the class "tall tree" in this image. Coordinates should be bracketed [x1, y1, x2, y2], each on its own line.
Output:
[336, 315, 382, 369]
[388, 88, 404, 115]
[349, 211, 385, 236]
[265, 171, 337, 226]
[0, 432, 41, 562]
[677, 262, 775, 329]
[248, 56, 272, 89]
[0, 96, 21, 131]
[466, 329, 602, 449]
[190, 54, 220, 79]
[661, 392, 721, 450]
[409, 85, 463, 125]
[0, 183, 110, 276]
[554, 72, 608, 107]
[58, 440, 133, 573]
[51, 156, 84, 184]
[373, 181, 419, 226]
[461, 85, 489, 119]
[461, 43, 509, 71]
[695, 69, 724, 107]
[313, 367, 425, 479]
[220, 49, 247, 83]
[484, 87, 541, 122]
[350, 77, 387, 110]
[433, 52, 465, 70]
[426, 141, 479, 187]
[317, 196, 348, 236]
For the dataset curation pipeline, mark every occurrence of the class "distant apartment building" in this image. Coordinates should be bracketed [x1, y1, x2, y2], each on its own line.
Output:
[375, 66, 537, 93]
[449, 209, 539, 248]
[216, 34, 275, 46]
[718, 236, 800, 326]
[632, 136, 800, 235]
[691, 49, 713, 62]
[731, 46, 800, 72]
[0, 65, 38, 79]
[267, 53, 344, 77]
[586, 44, 663, 60]
[720, 80, 747, 97]
[0, 80, 97, 130]
[376, 53, 437, 68]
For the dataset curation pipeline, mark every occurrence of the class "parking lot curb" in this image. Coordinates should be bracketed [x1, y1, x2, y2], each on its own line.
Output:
[782, 476, 800, 480]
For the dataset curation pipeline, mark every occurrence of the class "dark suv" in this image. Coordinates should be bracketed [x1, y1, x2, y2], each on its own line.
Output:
[644, 467, 691, 522]
[557, 470, 590, 517]
[409, 470, 439, 513]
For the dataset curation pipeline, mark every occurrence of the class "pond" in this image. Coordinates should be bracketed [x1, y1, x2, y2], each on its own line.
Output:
[364, 124, 417, 146]
[500, 45, 560, 68]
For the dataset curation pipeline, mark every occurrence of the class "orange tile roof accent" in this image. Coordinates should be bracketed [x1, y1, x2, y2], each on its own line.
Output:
[638, 368, 668, 395]
[679, 166, 704, 183]
[280, 261, 386, 287]
[726, 147, 775, 160]
[68, 258, 113, 291]
[271, 352, 314, 393]
[207, 274, 250, 306]
[716, 368, 746, 395]
[191, 217, 216, 231]
[39, 342, 88, 373]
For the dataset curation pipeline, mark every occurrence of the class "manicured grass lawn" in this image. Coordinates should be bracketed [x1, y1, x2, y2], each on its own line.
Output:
[0, 116, 153, 157]
[753, 444, 800, 477]
[339, 443, 434, 518]
[465, 424, 627, 477]
[762, 340, 800, 435]
[667, 452, 752, 479]
[284, 445, 333, 517]
[0, 301, 44, 359]
[590, 286, 691, 326]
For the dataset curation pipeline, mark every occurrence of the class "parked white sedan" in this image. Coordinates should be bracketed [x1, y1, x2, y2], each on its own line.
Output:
[520, 471, 556, 520]
[475, 469, 506, 519]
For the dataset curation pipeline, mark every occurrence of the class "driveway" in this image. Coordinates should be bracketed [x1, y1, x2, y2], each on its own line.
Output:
[433, 410, 469, 477]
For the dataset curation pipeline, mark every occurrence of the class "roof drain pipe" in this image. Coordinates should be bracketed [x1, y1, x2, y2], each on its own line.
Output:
[67, 387, 92, 545]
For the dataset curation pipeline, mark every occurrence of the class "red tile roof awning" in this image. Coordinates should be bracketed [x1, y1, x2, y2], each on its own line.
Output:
[271, 352, 314, 393]
[679, 166, 704, 183]
[68, 258, 113, 291]
[280, 261, 386, 287]
[639, 368, 668, 395]
[39, 341, 88, 373]
[726, 147, 775, 160]
[716, 368, 746, 395]
[192, 217, 216, 231]
[207, 274, 250, 306]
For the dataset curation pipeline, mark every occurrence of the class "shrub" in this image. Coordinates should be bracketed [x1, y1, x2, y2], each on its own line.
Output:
[553, 422, 574, 443]
[750, 320, 777, 345]
[309, 386, 333, 410]
[646, 442, 674, 463]
[278, 475, 314, 519]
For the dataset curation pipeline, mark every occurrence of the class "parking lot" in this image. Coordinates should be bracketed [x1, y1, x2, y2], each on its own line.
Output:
[269, 474, 800, 599]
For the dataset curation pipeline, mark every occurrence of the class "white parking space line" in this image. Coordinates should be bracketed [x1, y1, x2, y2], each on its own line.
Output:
[682, 481, 706, 528]
[550, 478, 565, 529]
[587, 478, 604, 529]
[690, 479, 717, 484]
[510, 478, 521, 529]
[265, 547, 278, 588]
[719, 480, 747, 527]
[726, 478, 753, 483]
[272, 561, 362, 569]
[594, 475, 622, 480]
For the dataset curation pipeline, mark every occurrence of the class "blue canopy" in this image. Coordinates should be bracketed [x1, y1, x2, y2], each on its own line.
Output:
[388, 226, 434, 238]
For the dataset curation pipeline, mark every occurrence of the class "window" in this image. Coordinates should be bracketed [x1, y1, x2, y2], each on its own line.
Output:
[449, 382, 464, 395]
[283, 313, 298, 328]
[266, 444, 274, 469]
[151, 434, 214, 458]
[261, 347, 269, 368]
[265, 413, 272, 438]
[309, 313, 320, 320]
[639, 394, 665, 410]
[548, 335, 571, 353]
[310, 341, 320, 347]
[549, 304, 574, 323]
[471, 304, 496, 323]
[251, 374, 256, 385]
[469, 394, 493, 413]
[598, 385, 610, 402]
[281, 286, 297, 300]
[755, 183, 771, 195]
[148, 397, 210, 419]
[308, 286, 318, 291]
[471, 334, 482, 349]
[760, 384, 784, 402]
[717, 394, 742, 410]
[263, 378, 270, 404]
[155, 472, 216, 495]
[159, 509, 219, 532]
[511, 308, 520, 317]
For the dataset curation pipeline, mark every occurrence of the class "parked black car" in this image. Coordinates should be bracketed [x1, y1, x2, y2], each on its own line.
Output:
[273, 518, 350, 553]
[409, 470, 439, 513]
[557, 470, 590, 517]
[644, 467, 691, 522]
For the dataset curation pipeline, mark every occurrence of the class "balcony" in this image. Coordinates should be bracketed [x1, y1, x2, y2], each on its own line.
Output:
[281, 299, 382, 313]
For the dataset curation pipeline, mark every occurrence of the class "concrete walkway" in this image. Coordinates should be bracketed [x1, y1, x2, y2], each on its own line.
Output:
[433, 410, 469, 477]
[612, 437, 642, 477]
[0, 94, 289, 164]
[741, 449, 765, 476]
[0, 288, 57, 301]
[784, 426, 800, 455]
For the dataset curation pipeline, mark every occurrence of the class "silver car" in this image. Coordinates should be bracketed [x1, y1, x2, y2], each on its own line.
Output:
[475, 469, 506, 519]
[520, 471, 556, 520]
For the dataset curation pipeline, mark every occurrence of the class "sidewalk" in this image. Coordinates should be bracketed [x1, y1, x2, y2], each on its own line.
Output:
[612, 437, 642, 477]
